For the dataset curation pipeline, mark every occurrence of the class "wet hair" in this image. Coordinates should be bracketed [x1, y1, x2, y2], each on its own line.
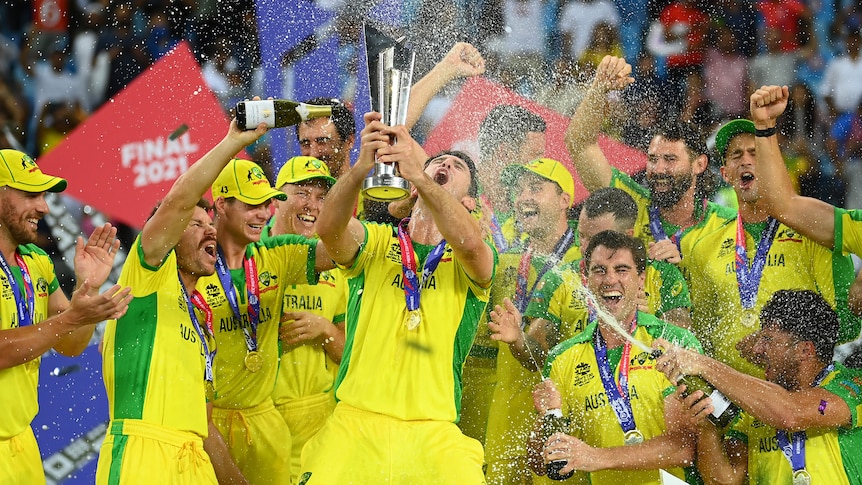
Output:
[478, 105, 546, 161]
[425, 150, 479, 197]
[148, 198, 212, 222]
[650, 120, 720, 200]
[759, 289, 839, 363]
[583, 230, 647, 274]
[299, 97, 356, 142]
[581, 187, 638, 231]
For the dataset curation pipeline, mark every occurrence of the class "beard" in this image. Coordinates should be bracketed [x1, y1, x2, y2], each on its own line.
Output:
[648, 173, 694, 209]
[0, 203, 37, 245]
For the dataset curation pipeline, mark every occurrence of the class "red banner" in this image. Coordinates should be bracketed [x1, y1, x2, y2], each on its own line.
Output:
[423, 77, 647, 205]
[38, 41, 234, 229]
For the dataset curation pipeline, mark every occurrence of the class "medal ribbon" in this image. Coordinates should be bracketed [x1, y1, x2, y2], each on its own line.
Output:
[397, 218, 447, 313]
[179, 276, 216, 385]
[215, 246, 261, 353]
[647, 199, 708, 251]
[0, 251, 34, 327]
[594, 317, 638, 437]
[776, 363, 835, 475]
[734, 217, 780, 310]
[514, 226, 576, 315]
[480, 194, 508, 252]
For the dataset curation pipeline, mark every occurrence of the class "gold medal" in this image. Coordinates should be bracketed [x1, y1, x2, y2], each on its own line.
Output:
[405, 310, 421, 330]
[205, 380, 216, 401]
[623, 429, 644, 446]
[741, 309, 758, 328]
[792, 470, 811, 485]
[244, 351, 264, 372]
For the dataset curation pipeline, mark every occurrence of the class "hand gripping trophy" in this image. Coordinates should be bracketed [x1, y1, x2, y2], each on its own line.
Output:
[361, 24, 415, 201]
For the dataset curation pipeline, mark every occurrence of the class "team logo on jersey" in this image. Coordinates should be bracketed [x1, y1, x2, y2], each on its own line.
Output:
[386, 242, 402, 263]
[298, 472, 312, 485]
[572, 361, 594, 387]
[35, 277, 48, 297]
[204, 282, 227, 307]
[718, 238, 734, 258]
[775, 227, 803, 243]
[670, 280, 683, 297]
[630, 350, 656, 371]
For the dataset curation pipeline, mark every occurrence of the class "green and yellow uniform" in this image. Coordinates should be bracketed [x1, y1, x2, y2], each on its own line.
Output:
[298, 222, 495, 484]
[272, 266, 346, 482]
[97, 236, 217, 485]
[726, 363, 862, 484]
[0, 245, 60, 485]
[199, 235, 318, 485]
[685, 213, 859, 377]
[527, 259, 691, 337]
[484, 243, 581, 484]
[543, 314, 703, 485]
[836, 207, 862, 257]
[609, 168, 733, 280]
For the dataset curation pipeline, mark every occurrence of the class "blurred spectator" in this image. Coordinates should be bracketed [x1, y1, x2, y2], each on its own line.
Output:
[703, 24, 748, 120]
[94, 3, 149, 100]
[558, 0, 619, 61]
[621, 53, 669, 151]
[485, 0, 549, 95]
[647, 0, 709, 114]
[749, 26, 799, 91]
[756, 0, 812, 53]
[827, 99, 862, 209]
[71, 7, 107, 111]
[201, 37, 244, 114]
[536, 57, 590, 116]
[820, 28, 862, 122]
[711, 0, 758, 57]
[613, 0, 649, 60]
[36, 100, 86, 155]
[579, 21, 623, 70]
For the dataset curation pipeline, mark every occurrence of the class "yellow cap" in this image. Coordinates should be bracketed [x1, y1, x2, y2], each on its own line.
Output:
[212, 159, 286, 204]
[0, 149, 66, 193]
[502, 158, 575, 207]
[275, 156, 337, 189]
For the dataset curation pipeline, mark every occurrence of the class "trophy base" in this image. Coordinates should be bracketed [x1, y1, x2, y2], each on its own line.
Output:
[362, 175, 411, 202]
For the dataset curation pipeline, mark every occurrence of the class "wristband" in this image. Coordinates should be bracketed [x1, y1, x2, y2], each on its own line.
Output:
[755, 126, 777, 137]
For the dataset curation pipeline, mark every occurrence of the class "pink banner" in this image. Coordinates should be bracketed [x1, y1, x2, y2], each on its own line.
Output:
[423, 77, 647, 205]
[38, 41, 235, 229]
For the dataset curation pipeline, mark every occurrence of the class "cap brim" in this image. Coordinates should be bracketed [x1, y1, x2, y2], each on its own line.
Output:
[234, 188, 287, 204]
[277, 174, 337, 189]
[715, 119, 755, 158]
[9, 176, 67, 193]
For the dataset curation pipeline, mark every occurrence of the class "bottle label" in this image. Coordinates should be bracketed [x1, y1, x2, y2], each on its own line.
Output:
[243, 100, 276, 129]
[709, 390, 733, 418]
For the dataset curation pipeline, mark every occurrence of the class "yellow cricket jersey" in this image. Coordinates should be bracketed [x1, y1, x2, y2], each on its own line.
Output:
[610, 168, 734, 281]
[0, 244, 59, 438]
[726, 363, 862, 485]
[526, 259, 690, 336]
[198, 235, 318, 409]
[484, 245, 581, 462]
[273, 268, 346, 403]
[685, 212, 859, 376]
[836, 207, 862, 258]
[102, 236, 211, 438]
[543, 315, 703, 485]
[333, 222, 496, 422]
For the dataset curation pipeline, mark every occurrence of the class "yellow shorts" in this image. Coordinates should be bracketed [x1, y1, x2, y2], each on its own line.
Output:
[95, 419, 217, 485]
[298, 402, 485, 485]
[275, 392, 335, 483]
[459, 353, 497, 445]
[0, 426, 44, 484]
[211, 399, 291, 485]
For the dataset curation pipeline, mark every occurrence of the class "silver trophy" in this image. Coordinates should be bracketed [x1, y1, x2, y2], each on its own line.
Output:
[361, 25, 415, 201]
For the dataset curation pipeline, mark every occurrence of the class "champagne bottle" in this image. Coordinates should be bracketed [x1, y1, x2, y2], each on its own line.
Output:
[235, 100, 332, 130]
[650, 349, 741, 428]
[543, 408, 574, 481]
[678, 374, 741, 429]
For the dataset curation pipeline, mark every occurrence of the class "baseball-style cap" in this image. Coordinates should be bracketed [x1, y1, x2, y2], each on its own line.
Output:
[0, 149, 67, 193]
[501, 158, 575, 207]
[715, 119, 755, 160]
[212, 159, 286, 204]
[275, 156, 337, 189]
